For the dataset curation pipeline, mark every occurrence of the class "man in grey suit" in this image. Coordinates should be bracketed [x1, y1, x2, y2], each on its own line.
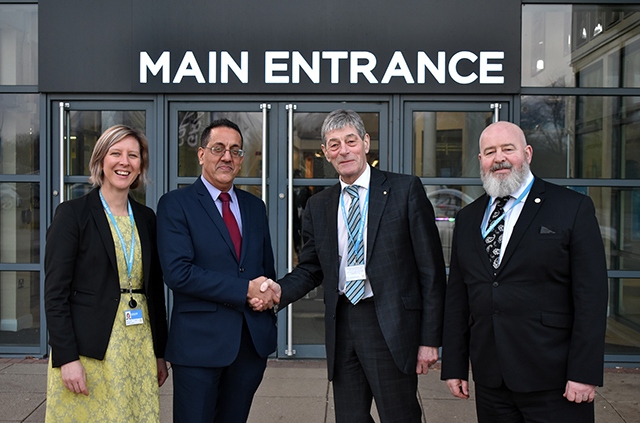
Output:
[261, 109, 446, 422]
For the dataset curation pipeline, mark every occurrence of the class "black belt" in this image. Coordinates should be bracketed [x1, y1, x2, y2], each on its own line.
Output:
[120, 288, 145, 294]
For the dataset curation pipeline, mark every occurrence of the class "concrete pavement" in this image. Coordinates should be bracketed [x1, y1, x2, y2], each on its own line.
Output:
[0, 358, 638, 422]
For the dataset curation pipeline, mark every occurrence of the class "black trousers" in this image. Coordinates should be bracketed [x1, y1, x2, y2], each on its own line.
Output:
[475, 382, 595, 423]
[333, 297, 422, 423]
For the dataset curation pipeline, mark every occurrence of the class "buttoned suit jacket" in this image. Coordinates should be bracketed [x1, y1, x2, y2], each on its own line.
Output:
[441, 177, 608, 392]
[45, 188, 168, 367]
[156, 177, 276, 367]
[279, 167, 447, 380]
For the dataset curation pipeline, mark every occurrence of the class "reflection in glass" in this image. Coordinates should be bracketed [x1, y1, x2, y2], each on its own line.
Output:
[291, 185, 331, 345]
[67, 111, 146, 176]
[520, 96, 640, 179]
[413, 111, 492, 177]
[607, 278, 640, 355]
[0, 94, 39, 174]
[234, 185, 262, 201]
[65, 111, 147, 204]
[522, 5, 640, 87]
[177, 112, 263, 178]
[587, 187, 640, 272]
[424, 185, 483, 266]
[0, 183, 39, 263]
[292, 112, 379, 179]
[0, 271, 40, 347]
[0, 4, 37, 86]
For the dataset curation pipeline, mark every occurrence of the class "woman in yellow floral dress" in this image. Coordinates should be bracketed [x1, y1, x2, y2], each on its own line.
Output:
[44, 125, 168, 422]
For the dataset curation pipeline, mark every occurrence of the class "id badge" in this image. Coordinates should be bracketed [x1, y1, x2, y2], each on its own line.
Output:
[125, 308, 143, 326]
[345, 264, 366, 281]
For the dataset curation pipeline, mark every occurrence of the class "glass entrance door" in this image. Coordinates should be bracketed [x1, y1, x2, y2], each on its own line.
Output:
[166, 102, 388, 358]
[403, 101, 508, 265]
[52, 101, 156, 206]
[278, 103, 387, 358]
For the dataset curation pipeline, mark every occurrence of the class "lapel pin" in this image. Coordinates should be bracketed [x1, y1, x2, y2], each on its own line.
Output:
[534, 198, 541, 203]
[383, 190, 387, 195]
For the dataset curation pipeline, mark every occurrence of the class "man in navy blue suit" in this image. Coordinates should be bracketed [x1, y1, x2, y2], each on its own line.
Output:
[157, 118, 278, 423]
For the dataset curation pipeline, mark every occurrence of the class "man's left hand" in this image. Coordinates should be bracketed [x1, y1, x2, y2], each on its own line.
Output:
[416, 346, 438, 375]
[563, 380, 596, 403]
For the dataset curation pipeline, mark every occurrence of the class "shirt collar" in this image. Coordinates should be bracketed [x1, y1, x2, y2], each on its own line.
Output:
[200, 175, 238, 203]
[339, 165, 371, 192]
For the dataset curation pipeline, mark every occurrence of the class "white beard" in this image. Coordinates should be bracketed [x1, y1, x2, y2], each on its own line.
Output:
[481, 161, 530, 198]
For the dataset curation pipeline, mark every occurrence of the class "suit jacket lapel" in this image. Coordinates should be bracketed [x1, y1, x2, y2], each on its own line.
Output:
[236, 189, 252, 265]
[366, 168, 389, 261]
[89, 188, 118, 274]
[498, 177, 545, 273]
[194, 178, 240, 262]
[325, 184, 341, 281]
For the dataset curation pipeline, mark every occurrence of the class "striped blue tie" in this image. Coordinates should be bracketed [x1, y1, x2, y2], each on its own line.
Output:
[344, 185, 365, 304]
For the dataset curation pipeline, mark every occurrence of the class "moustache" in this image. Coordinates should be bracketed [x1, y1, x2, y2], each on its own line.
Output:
[491, 162, 513, 172]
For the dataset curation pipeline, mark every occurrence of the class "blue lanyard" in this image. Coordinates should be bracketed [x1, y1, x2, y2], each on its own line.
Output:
[481, 178, 534, 239]
[99, 190, 136, 280]
[340, 187, 369, 256]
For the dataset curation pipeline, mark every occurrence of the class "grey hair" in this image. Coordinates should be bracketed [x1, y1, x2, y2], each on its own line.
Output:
[320, 109, 367, 144]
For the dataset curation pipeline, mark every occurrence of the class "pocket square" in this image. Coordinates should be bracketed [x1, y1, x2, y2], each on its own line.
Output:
[539, 225, 556, 234]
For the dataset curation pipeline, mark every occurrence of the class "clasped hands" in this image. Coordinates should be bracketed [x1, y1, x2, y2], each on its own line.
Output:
[247, 276, 282, 312]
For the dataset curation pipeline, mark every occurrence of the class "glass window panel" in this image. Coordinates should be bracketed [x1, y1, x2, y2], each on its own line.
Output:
[520, 96, 640, 179]
[0, 271, 40, 347]
[607, 278, 640, 355]
[290, 184, 331, 345]
[67, 110, 146, 176]
[0, 4, 37, 86]
[293, 112, 379, 179]
[424, 184, 640, 272]
[586, 187, 640, 272]
[0, 182, 39, 263]
[522, 5, 640, 88]
[413, 111, 492, 178]
[177, 112, 263, 178]
[234, 185, 262, 200]
[65, 110, 147, 204]
[424, 185, 484, 266]
[0, 94, 39, 174]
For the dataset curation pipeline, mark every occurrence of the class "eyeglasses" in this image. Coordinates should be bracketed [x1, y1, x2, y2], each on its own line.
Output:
[207, 145, 245, 158]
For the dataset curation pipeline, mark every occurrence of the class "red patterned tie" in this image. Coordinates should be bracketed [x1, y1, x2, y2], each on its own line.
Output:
[219, 192, 242, 259]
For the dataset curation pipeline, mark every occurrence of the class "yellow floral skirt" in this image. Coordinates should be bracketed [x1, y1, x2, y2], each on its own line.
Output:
[46, 293, 159, 423]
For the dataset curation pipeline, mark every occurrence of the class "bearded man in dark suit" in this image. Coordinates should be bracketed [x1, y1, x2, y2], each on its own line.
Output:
[441, 121, 608, 423]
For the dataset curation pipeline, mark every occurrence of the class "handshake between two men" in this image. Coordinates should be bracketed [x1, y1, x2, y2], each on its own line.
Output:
[247, 277, 282, 312]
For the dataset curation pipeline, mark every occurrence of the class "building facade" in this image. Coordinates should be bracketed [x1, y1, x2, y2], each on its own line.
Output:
[1, 0, 639, 365]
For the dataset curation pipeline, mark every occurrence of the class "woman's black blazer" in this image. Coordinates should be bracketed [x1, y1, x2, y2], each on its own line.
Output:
[45, 188, 168, 367]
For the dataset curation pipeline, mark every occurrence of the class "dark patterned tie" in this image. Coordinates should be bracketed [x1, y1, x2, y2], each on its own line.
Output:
[219, 192, 242, 259]
[485, 196, 510, 269]
[344, 185, 365, 304]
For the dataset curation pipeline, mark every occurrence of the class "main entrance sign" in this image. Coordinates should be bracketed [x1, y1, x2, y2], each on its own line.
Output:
[141, 50, 505, 86]
[39, 0, 520, 94]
